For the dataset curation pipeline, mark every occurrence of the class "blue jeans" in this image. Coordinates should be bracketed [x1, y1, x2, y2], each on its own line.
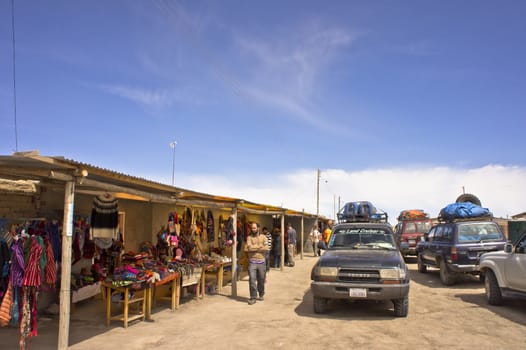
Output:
[273, 254, 281, 268]
[248, 262, 266, 299]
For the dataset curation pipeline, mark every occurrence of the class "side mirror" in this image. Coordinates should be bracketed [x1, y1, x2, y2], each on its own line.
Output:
[399, 242, 409, 250]
[504, 243, 513, 253]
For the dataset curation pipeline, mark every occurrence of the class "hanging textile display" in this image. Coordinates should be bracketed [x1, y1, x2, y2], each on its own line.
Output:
[90, 194, 119, 239]
[206, 210, 215, 243]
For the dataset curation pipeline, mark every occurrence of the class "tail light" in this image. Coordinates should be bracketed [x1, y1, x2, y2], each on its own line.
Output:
[450, 247, 458, 262]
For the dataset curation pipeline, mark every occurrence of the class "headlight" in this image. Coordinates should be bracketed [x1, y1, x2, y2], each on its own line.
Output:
[318, 267, 338, 277]
[380, 268, 404, 280]
[313, 266, 338, 281]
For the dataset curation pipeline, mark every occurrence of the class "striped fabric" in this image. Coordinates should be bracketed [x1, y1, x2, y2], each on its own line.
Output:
[23, 239, 42, 287]
[10, 241, 25, 288]
[44, 239, 56, 285]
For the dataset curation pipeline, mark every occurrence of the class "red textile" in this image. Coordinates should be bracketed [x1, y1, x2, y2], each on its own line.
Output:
[23, 239, 42, 287]
[44, 240, 56, 285]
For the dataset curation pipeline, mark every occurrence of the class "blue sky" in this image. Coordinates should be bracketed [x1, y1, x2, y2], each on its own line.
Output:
[1, 1, 525, 222]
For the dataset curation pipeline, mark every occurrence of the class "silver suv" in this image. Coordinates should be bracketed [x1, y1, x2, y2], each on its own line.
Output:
[480, 231, 526, 305]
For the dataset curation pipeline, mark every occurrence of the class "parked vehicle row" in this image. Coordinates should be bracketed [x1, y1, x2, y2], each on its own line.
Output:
[311, 196, 525, 318]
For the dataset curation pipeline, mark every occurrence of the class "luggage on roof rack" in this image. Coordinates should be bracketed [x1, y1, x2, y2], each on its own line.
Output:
[337, 201, 388, 223]
[397, 209, 429, 221]
[438, 202, 493, 222]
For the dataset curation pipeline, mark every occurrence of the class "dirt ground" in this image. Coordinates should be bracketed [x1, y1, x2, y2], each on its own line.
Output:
[1, 254, 525, 350]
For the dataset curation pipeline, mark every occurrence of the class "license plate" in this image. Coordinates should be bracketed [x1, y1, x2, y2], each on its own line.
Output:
[408, 239, 416, 245]
[349, 288, 367, 298]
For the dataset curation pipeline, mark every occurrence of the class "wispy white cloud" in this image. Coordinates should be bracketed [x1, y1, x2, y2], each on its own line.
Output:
[98, 84, 203, 109]
[99, 84, 171, 107]
[225, 23, 356, 129]
[235, 25, 355, 99]
[148, 164, 526, 224]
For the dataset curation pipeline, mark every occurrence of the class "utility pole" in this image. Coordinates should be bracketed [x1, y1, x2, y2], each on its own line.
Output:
[333, 194, 336, 221]
[170, 141, 177, 186]
[316, 168, 320, 221]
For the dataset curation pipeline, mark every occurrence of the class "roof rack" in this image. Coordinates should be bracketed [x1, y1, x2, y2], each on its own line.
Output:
[337, 201, 389, 224]
[397, 209, 430, 221]
[437, 214, 494, 223]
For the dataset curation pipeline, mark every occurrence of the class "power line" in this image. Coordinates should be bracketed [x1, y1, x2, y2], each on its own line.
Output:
[11, 0, 18, 152]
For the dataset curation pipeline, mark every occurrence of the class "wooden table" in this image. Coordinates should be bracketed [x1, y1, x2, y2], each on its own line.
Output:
[102, 281, 150, 328]
[151, 272, 181, 311]
[205, 262, 232, 292]
[180, 266, 204, 300]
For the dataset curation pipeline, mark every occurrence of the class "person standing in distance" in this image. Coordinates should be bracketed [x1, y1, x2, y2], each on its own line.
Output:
[309, 224, 321, 257]
[286, 223, 297, 267]
[245, 222, 269, 305]
[262, 227, 272, 273]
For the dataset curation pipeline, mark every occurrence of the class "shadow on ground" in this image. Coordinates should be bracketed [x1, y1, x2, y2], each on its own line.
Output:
[0, 293, 203, 350]
[294, 288, 398, 321]
[456, 292, 526, 326]
[407, 262, 484, 290]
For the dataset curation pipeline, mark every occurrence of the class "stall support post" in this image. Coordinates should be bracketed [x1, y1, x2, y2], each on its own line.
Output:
[300, 211, 304, 260]
[280, 213, 285, 271]
[231, 206, 238, 297]
[58, 180, 75, 350]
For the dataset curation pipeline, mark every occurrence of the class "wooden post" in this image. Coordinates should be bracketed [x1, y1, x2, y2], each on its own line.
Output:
[58, 181, 75, 349]
[280, 213, 285, 271]
[231, 206, 238, 297]
[301, 211, 304, 260]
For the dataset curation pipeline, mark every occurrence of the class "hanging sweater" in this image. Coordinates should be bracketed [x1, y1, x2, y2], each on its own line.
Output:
[90, 194, 119, 239]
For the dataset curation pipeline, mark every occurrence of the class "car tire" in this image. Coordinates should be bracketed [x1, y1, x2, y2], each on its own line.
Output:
[393, 296, 409, 317]
[439, 259, 455, 286]
[417, 254, 427, 273]
[456, 193, 481, 206]
[313, 296, 328, 314]
[485, 270, 503, 306]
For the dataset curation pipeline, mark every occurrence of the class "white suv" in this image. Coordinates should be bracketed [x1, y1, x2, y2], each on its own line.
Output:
[480, 231, 526, 305]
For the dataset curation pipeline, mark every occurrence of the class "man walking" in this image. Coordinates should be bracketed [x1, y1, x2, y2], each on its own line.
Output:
[286, 223, 297, 267]
[245, 222, 269, 305]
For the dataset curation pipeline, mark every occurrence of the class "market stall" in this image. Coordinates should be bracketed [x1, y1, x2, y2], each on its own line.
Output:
[0, 153, 317, 347]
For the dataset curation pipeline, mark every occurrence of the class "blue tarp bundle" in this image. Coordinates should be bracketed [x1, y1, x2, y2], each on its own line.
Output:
[439, 202, 492, 221]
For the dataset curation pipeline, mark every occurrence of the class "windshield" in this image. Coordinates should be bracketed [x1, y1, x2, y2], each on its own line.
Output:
[403, 221, 432, 234]
[328, 228, 396, 250]
[457, 223, 503, 243]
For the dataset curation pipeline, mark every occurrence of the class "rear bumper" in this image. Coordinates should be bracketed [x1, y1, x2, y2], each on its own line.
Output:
[447, 263, 479, 274]
[400, 247, 417, 256]
[311, 281, 410, 301]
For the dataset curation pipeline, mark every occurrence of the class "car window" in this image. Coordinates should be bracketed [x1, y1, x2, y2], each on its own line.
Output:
[442, 225, 452, 241]
[434, 226, 444, 241]
[329, 228, 396, 249]
[416, 221, 432, 233]
[457, 223, 503, 243]
[516, 234, 526, 253]
[427, 227, 436, 241]
[404, 223, 416, 233]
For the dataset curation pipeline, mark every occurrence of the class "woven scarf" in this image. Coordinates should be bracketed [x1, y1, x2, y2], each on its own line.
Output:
[44, 239, 56, 285]
[23, 238, 42, 287]
[10, 241, 25, 288]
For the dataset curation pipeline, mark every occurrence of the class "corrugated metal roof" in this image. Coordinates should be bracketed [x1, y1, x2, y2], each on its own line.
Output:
[0, 152, 317, 217]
